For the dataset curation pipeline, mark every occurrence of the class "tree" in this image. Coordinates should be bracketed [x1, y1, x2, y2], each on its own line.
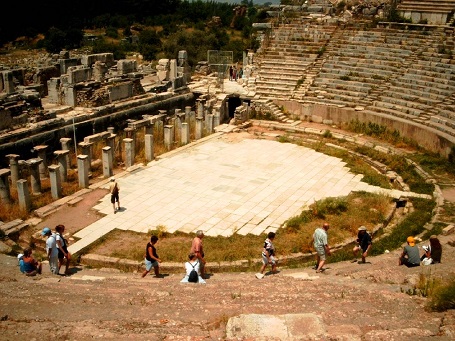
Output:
[138, 29, 161, 61]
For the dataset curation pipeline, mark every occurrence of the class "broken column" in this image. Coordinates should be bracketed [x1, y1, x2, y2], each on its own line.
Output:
[196, 117, 203, 140]
[214, 109, 220, 128]
[145, 122, 154, 136]
[28, 158, 42, 195]
[164, 125, 174, 151]
[124, 138, 134, 168]
[0, 169, 11, 204]
[17, 179, 31, 211]
[6, 154, 20, 186]
[181, 123, 189, 145]
[102, 146, 113, 178]
[54, 150, 69, 182]
[33, 145, 48, 179]
[145, 134, 154, 163]
[77, 155, 89, 188]
[124, 127, 136, 155]
[206, 114, 214, 134]
[197, 99, 204, 118]
[60, 138, 72, 169]
[48, 165, 62, 199]
[79, 142, 93, 171]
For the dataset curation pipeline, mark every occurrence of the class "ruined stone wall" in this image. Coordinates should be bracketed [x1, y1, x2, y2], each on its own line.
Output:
[276, 100, 455, 158]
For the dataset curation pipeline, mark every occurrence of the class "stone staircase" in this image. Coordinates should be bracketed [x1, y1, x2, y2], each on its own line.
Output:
[253, 19, 337, 101]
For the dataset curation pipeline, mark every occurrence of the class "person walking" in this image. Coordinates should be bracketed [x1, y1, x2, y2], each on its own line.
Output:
[312, 222, 331, 273]
[55, 224, 71, 275]
[142, 235, 162, 278]
[352, 225, 372, 263]
[109, 177, 120, 213]
[42, 227, 59, 275]
[190, 230, 206, 278]
[256, 231, 278, 279]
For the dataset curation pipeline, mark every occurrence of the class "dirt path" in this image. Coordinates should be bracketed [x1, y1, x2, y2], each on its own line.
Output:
[1, 233, 455, 340]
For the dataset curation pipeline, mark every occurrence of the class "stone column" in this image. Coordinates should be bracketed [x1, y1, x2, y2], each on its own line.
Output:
[77, 155, 89, 188]
[181, 122, 189, 145]
[145, 134, 154, 162]
[124, 138, 134, 168]
[6, 154, 20, 186]
[164, 125, 174, 151]
[79, 142, 93, 171]
[33, 145, 48, 179]
[28, 158, 42, 195]
[206, 114, 214, 134]
[17, 179, 31, 211]
[0, 169, 11, 204]
[124, 127, 136, 155]
[185, 106, 191, 116]
[107, 134, 116, 152]
[196, 117, 203, 140]
[214, 110, 220, 128]
[48, 165, 62, 199]
[197, 99, 204, 118]
[102, 146, 113, 178]
[107, 127, 115, 134]
[53, 150, 69, 182]
[145, 122, 154, 136]
[60, 138, 72, 169]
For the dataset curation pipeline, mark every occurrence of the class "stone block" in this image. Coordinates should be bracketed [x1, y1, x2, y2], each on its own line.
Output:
[442, 224, 454, 235]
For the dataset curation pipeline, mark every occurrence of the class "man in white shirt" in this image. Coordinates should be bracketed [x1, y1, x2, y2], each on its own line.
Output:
[42, 227, 59, 275]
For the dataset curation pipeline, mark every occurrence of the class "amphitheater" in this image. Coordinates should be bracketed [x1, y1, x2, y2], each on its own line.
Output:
[2, 3, 455, 340]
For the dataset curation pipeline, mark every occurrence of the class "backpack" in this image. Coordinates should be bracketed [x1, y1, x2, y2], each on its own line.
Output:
[188, 261, 199, 283]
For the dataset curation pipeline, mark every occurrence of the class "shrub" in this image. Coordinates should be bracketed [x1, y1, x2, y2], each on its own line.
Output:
[427, 276, 455, 311]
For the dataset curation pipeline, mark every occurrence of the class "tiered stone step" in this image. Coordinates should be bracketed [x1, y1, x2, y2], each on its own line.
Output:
[397, 0, 455, 13]
[253, 18, 337, 99]
[0, 219, 29, 238]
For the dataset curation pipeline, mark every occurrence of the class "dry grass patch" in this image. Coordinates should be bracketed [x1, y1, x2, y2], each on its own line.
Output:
[85, 192, 393, 265]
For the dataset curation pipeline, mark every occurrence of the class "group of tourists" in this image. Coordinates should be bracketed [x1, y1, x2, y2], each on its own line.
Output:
[399, 235, 442, 267]
[141, 229, 207, 283]
[228, 65, 243, 81]
[19, 225, 71, 276]
[19, 221, 442, 279]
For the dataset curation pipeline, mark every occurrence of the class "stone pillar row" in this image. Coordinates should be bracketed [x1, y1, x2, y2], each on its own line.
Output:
[1, 108, 219, 209]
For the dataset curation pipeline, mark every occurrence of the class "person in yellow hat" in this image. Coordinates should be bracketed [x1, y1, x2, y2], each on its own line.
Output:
[398, 236, 420, 267]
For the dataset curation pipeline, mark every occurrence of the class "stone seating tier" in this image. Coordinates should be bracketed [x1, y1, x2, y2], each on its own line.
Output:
[307, 87, 368, 100]
[322, 62, 397, 76]
[259, 60, 312, 69]
[259, 63, 310, 75]
[371, 100, 426, 118]
[315, 70, 391, 85]
[394, 75, 455, 93]
[257, 70, 308, 80]
[256, 78, 300, 87]
[389, 82, 453, 100]
[334, 50, 409, 63]
[312, 78, 371, 93]
[378, 94, 433, 112]
[437, 109, 455, 121]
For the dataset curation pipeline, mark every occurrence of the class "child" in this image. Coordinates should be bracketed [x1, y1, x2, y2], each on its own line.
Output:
[21, 248, 42, 276]
[180, 252, 206, 284]
[141, 235, 162, 277]
[256, 232, 278, 279]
